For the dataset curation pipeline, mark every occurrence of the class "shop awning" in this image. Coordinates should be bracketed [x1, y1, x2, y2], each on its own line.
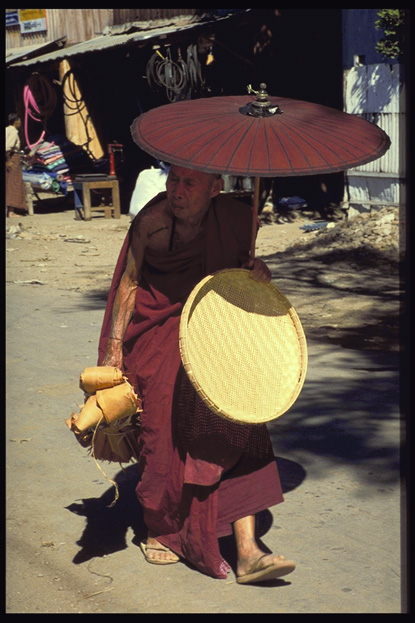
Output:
[6, 37, 67, 66]
[7, 11, 250, 68]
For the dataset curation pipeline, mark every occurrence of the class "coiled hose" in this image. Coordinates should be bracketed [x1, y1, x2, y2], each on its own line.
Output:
[186, 43, 206, 94]
[146, 48, 189, 102]
[23, 73, 57, 149]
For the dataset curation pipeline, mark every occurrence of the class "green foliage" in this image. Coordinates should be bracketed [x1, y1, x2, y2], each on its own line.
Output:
[374, 9, 406, 60]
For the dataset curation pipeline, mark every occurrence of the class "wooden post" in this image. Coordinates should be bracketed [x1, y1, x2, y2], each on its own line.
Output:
[250, 176, 261, 259]
[24, 182, 34, 215]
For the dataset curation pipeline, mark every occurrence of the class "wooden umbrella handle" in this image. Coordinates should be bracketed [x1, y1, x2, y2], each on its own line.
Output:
[250, 176, 261, 259]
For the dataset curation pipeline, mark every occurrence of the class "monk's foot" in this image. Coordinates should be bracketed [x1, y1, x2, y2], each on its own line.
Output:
[236, 553, 296, 584]
[140, 536, 180, 565]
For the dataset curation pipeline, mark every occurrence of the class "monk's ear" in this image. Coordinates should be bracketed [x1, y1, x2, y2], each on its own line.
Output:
[210, 176, 223, 198]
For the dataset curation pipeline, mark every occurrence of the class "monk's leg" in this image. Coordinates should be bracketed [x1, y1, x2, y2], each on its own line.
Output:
[233, 515, 295, 581]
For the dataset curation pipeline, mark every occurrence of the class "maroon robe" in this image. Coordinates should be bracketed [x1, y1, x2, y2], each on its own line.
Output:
[98, 193, 284, 578]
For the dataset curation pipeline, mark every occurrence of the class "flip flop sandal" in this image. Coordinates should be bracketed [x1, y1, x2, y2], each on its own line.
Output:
[140, 541, 180, 565]
[236, 555, 296, 584]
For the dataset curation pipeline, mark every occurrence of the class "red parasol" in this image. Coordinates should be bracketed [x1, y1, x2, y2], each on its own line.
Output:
[131, 84, 390, 178]
[131, 83, 390, 255]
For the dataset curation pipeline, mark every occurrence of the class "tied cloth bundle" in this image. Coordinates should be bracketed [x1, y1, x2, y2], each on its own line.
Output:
[65, 366, 142, 505]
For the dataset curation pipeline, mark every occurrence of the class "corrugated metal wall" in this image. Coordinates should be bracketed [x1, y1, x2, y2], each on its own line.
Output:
[344, 63, 406, 207]
[113, 8, 201, 25]
[46, 8, 114, 45]
[352, 113, 405, 177]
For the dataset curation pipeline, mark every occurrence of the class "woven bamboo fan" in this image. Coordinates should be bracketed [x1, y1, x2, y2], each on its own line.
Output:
[179, 269, 307, 424]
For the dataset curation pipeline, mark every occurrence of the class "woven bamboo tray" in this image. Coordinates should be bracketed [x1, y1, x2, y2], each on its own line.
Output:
[179, 269, 307, 424]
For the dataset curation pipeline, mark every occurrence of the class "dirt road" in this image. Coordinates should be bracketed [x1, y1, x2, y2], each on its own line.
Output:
[6, 205, 407, 613]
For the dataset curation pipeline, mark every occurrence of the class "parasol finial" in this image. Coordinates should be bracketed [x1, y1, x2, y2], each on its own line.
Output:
[246, 83, 283, 117]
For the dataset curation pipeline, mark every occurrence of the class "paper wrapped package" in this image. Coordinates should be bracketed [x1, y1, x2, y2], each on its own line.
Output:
[66, 394, 103, 432]
[79, 366, 125, 394]
[96, 382, 142, 424]
[66, 368, 142, 471]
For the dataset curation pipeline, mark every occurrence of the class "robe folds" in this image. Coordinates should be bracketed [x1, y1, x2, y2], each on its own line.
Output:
[98, 192, 284, 578]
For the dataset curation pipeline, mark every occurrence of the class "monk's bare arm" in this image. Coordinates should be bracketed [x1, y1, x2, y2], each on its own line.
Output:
[102, 218, 146, 368]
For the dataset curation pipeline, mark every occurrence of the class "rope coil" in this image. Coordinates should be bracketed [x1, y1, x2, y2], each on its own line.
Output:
[23, 73, 57, 149]
[146, 47, 189, 102]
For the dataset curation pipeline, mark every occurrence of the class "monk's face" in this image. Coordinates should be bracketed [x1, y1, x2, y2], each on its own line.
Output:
[166, 165, 223, 222]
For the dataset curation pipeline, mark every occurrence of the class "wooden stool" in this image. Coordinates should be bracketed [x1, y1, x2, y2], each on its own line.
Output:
[73, 175, 121, 220]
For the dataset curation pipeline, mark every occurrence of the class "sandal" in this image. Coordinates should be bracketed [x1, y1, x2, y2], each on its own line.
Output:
[140, 541, 180, 565]
[236, 554, 296, 584]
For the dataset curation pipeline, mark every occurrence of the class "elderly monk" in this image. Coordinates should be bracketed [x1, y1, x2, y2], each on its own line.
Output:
[98, 164, 295, 584]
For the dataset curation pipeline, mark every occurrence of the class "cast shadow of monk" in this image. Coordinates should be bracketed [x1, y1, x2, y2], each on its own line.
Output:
[66, 456, 306, 576]
[66, 464, 145, 564]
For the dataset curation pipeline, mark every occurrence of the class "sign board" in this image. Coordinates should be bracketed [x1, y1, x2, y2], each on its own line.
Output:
[18, 9, 47, 33]
[6, 10, 19, 27]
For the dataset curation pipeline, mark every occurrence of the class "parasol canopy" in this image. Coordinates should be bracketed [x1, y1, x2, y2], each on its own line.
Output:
[131, 83, 391, 178]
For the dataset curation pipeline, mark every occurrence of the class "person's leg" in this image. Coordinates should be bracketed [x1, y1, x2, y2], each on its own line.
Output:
[233, 515, 295, 583]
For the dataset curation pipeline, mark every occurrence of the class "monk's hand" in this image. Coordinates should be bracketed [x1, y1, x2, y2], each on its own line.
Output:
[244, 258, 272, 283]
[102, 338, 123, 369]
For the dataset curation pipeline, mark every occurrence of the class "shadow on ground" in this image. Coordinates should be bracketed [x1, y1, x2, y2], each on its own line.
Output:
[265, 245, 404, 353]
[66, 465, 145, 564]
[268, 340, 402, 487]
